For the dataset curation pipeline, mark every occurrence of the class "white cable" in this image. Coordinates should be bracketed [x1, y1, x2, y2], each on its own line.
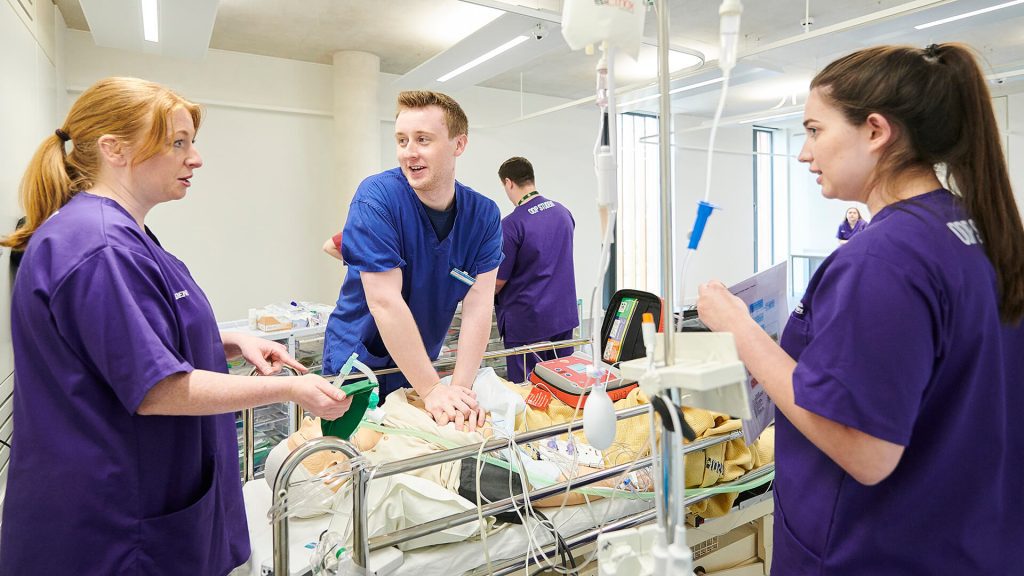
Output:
[589, 206, 617, 359]
[546, 436, 653, 575]
[474, 436, 494, 574]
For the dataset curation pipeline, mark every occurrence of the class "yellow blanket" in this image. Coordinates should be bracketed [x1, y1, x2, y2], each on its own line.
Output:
[507, 382, 774, 518]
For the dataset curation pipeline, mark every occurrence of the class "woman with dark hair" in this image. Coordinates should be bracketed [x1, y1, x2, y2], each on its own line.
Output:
[697, 44, 1024, 573]
[836, 206, 866, 244]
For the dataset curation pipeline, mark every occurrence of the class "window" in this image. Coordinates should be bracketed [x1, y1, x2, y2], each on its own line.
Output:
[753, 128, 774, 272]
[616, 112, 661, 294]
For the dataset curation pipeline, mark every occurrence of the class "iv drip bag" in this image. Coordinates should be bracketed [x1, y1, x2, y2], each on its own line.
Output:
[561, 0, 646, 59]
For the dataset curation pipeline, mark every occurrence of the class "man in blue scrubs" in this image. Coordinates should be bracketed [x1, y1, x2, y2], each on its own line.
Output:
[323, 91, 503, 431]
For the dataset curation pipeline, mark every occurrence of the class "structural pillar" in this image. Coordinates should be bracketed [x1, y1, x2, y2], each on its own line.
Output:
[332, 51, 381, 233]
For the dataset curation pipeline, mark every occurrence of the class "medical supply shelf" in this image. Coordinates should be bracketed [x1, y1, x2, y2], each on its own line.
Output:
[264, 337, 775, 575]
[219, 317, 329, 481]
[218, 319, 329, 361]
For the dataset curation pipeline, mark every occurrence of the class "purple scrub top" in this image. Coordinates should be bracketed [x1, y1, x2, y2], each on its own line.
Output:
[322, 168, 503, 396]
[775, 189, 1024, 574]
[836, 218, 866, 241]
[0, 193, 249, 575]
[495, 195, 578, 343]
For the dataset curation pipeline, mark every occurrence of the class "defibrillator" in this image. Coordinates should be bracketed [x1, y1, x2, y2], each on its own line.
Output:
[528, 289, 663, 407]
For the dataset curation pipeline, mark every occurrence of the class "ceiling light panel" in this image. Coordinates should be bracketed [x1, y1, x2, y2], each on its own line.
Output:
[79, 0, 219, 58]
[395, 12, 567, 93]
[141, 0, 159, 42]
[914, 0, 1023, 29]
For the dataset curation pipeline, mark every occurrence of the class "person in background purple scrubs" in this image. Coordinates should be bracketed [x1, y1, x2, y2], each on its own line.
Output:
[0, 78, 351, 576]
[494, 157, 578, 383]
[835, 206, 866, 244]
[697, 44, 1024, 574]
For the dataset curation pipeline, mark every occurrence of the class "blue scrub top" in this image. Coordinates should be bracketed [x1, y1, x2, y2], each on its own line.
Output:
[0, 193, 249, 575]
[775, 189, 1024, 574]
[323, 168, 503, 395]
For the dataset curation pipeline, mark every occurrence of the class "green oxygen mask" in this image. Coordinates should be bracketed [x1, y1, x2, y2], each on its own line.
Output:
[321, 353, 379, 440]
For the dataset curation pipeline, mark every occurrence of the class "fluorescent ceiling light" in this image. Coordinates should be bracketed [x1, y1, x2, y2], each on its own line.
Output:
[437, 35, 530, 82]
[141, 0, 159, 42]
[739, 110, 804, 125]
[619, 77, 724, 107]
[987, 68, 1024, 82]
[671, 77, 725, 95]
[914, 0, 1023, 30]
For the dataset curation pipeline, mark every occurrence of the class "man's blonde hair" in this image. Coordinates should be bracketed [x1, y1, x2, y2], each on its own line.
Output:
[396, 91, 468, 139]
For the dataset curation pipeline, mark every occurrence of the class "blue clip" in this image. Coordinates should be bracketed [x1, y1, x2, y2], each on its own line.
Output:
[687, 200, 719, 250]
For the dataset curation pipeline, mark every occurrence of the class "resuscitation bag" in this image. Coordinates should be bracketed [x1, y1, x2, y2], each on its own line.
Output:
[321, 379, 378, 440]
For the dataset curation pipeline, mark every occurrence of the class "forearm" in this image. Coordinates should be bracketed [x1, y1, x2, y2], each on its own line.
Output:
[731, 320, 901, 484]
[221, 331, 244, 360]
[369, 298, 441, 395]
[451, 300, 491, 388]
[137, 369, 294, 416]
[452, 271, 497, 389]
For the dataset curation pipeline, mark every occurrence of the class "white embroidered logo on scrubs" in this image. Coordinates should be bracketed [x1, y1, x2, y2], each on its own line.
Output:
[946, 219, 982, 246]
[174, 290, 190, 300]
[527, 201, 554, 215]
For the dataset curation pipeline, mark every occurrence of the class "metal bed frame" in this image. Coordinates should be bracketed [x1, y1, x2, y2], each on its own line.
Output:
[245, 338, 773, 575]
[240, 338, 591, 482]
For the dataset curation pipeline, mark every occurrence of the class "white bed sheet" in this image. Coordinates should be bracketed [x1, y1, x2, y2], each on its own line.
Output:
[236, 480, 653, 576]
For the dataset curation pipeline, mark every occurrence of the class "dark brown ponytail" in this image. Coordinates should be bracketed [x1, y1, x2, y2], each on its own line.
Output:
[812, 43, 1024, 323]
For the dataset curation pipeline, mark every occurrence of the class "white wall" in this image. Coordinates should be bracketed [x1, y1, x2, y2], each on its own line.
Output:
[1002, 94, 1024, 214]
[64, 30, 338, 321]
[0, 0, 63, 525]
[1, 1, 62, 372]
[63, 32, 601, 320]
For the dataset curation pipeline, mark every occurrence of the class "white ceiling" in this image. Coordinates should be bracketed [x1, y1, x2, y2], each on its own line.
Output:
[54, 0, 1024, 118]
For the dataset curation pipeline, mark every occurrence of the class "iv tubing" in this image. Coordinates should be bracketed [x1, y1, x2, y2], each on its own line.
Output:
[702, 80, 730, 203]
[590, 42, 617, 372]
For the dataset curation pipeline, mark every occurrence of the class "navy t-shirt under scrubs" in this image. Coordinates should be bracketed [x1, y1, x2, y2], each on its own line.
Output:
[775, 189, 1024, 574]
[322, 168, 503, 396]
[0, 193, 249, 575]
